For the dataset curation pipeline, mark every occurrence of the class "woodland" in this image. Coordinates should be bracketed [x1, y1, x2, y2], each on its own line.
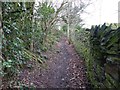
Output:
[0, 0, 120, 89]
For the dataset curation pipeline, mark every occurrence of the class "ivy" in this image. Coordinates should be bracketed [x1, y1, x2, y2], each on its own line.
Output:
[2, 2, 34, 77]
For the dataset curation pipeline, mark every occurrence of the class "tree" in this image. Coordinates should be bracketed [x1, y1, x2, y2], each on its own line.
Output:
[0, 2, 2, 60]
[60, 0, 91, 40]
[2, 2, 34, 77]
[32, 0, 67, 51]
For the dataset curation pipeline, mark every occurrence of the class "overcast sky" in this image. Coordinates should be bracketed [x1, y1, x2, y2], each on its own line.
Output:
[82, 0, 119, 28]
[49, 0, 119, 28]
[36, 0, 119, 28]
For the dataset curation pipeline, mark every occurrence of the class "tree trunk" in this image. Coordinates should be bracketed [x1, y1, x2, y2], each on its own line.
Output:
[0, 2, 3, 88]
[30, 3, 35, 52]
[0, 2, 2, 58]
[67, 1, 70, 42]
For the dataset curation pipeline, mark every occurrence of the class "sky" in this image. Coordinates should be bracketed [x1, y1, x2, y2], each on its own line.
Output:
[36, 0, 120, 28]
[82, 0, 119, 28]
[48, 0, 119, 28]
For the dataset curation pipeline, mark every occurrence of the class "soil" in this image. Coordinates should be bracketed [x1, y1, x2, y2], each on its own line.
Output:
[5, 36, 90, 89]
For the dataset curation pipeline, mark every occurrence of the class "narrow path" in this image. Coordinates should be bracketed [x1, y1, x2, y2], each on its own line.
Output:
[19, 36, 88, 88]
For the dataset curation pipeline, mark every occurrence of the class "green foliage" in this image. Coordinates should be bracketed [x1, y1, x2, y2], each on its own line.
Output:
[62, 25, 67, 32]
[72, 24, 120, 88]
[1, 1, 65, 89]
[72, 26, 95, 87]
[2, 2, 61, 77]
[2, 2, 34, 77]
[33, 2, 56, 47]
[90, 23, 120, 65]
[89, 24, 120, 88]
[33, 2, 61, 52]
[75, 25, 82, 30]
[39, 2, 55, 20]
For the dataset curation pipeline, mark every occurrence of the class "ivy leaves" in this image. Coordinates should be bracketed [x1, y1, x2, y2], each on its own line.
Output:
[2, 2, 34, 77]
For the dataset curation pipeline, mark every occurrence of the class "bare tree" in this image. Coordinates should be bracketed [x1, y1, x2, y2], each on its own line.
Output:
[60, 0, 91, 41]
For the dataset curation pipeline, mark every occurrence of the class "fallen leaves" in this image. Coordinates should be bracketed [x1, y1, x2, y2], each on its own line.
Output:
[17, 36, 88, 88]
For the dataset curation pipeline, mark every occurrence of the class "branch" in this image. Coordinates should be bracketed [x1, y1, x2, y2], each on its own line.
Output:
[5, 7, 32, 14]
[48, 1, 67, 28]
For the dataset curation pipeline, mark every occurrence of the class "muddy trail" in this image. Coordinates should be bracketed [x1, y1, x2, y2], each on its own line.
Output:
[18, 37, 89, 89]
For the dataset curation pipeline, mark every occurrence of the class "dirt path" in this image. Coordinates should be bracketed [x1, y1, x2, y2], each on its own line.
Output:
[18, 36, 89, 88]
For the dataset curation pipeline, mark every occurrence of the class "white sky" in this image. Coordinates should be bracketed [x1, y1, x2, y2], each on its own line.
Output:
[36, 0, 120, 28]
[82, 0, 119, 28]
